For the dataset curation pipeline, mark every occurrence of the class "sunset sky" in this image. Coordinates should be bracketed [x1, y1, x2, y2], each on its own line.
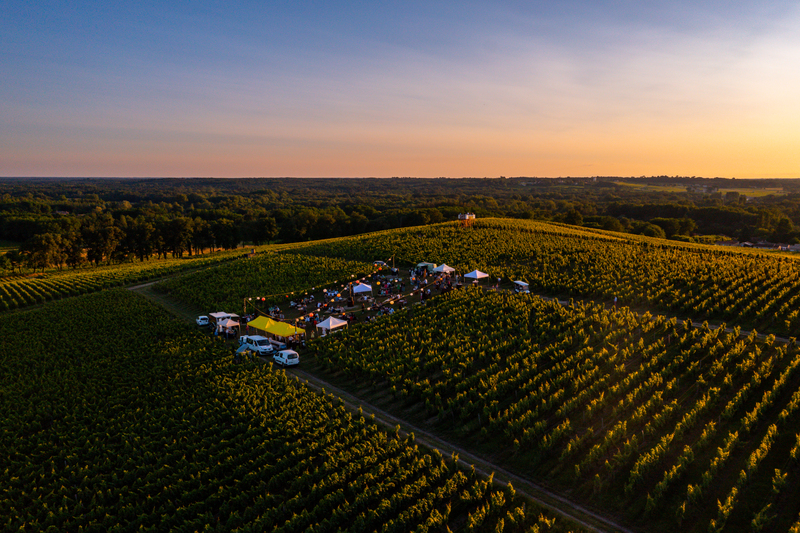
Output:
[2, 1, 799, 178]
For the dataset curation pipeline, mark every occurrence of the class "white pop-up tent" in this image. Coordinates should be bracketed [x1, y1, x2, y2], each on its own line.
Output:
[432, 264, 456, 273]
[316, 316, 348, 335]
[353, 283, 373, 294]
[464, 269, 488, 281]
[513, 280, 530, 293]
[216, 317, 240, 337]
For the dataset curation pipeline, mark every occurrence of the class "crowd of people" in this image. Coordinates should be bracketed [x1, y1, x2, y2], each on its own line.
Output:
[234, 264, 509, 350]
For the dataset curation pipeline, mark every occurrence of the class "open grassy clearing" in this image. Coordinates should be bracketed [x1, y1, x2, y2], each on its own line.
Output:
[612, 181, 786, 197]
[611, 182, 689, 193]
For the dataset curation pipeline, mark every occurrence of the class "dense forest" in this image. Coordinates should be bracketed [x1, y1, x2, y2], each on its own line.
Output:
[2, 176, 800, 272]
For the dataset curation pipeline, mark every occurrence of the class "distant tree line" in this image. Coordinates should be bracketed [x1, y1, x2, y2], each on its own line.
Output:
[2, 176, 800, 273]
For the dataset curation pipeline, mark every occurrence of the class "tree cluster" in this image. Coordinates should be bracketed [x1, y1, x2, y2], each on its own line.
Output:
[2, 176, 800, 272]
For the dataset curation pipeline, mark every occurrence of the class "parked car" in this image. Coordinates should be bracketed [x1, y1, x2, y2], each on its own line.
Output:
[196, 315, 209, 326]
[238, 335, 275, 356]
[273, 349, 299, 367]
[373, 260, 387, 268]
[512, 281, 530, 294]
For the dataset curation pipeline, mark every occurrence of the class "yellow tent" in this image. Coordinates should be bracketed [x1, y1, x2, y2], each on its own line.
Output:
[248, 316, 304, 337]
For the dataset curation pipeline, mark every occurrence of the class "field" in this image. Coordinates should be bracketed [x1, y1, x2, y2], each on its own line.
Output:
[613, 181, 786, 197]
[7, 214, 800, 532]
[0, 290, 582, 532]
[612, 182, 690, 193]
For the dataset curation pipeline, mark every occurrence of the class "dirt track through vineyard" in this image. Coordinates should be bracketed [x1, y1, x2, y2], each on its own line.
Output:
[285, 365, 635, 533]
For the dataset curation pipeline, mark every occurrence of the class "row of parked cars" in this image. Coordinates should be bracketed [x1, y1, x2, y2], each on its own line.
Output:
[238, 334, 300, 366]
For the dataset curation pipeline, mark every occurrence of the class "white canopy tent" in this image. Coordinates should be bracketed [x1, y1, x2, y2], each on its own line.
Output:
[353, 283, 373, 294]
[219, 318, 239, 329]
[432, 264, 456, 273]
[464, 270, 489, 281]
[316, 316, 348, 335]
[216, 317, 240, 337]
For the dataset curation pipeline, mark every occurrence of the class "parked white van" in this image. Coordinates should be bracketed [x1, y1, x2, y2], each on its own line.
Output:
[238, 335, 274, 356]
[273, 349, 299, 367]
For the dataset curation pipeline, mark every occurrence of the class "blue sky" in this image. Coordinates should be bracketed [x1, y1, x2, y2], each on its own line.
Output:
[2, 1, 799, 177]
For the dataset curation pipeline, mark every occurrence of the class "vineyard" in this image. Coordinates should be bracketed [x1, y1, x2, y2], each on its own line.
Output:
[0, 248, 246, 312]
[153, 252, 374, 314]
[9, 213, 800, 532]
[308, 288, 800, 532]
[1, 290, 583, 532]
[288, 218, 800, 336]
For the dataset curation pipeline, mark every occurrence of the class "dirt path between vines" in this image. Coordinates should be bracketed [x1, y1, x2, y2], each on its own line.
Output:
[130, 281, 205, 324]
[284, 365, 635, 533]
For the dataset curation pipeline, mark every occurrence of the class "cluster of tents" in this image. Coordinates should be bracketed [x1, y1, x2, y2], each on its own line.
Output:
[249, 312, 349, 338]
[209, 312, 240, 335]
[208, 312, 306, 340]
[247, 315, 304, 337]
[214, 262, 532, 343]
[417, 262, 530, 292]
[417, 262, 488, 282]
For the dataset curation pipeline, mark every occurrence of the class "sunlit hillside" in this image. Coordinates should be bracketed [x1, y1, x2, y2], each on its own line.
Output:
[285, 218, 800, 336]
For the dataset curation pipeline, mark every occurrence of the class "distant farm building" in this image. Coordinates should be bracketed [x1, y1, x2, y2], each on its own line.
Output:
[686, 185, 719, 194]
[457, 213, 476, 227]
